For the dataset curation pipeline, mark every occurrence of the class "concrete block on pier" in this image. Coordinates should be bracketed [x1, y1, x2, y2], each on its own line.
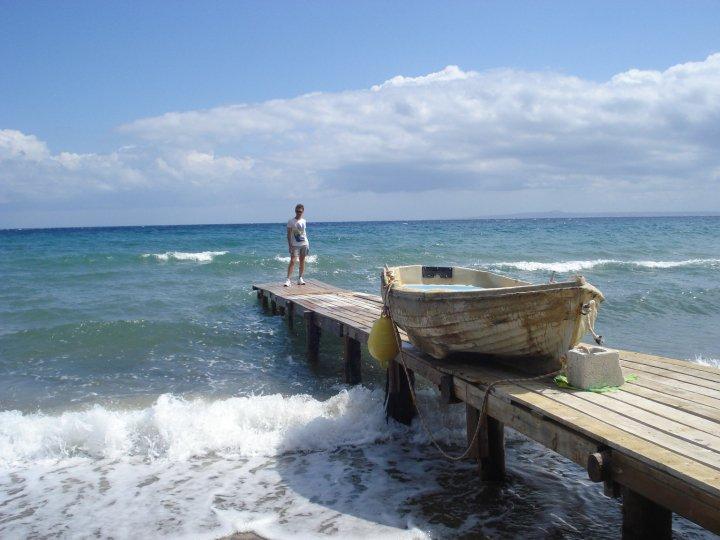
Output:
[566, 346, 624, 390]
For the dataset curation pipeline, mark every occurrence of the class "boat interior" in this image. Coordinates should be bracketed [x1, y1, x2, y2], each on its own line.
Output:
[388, 265, 530, 292]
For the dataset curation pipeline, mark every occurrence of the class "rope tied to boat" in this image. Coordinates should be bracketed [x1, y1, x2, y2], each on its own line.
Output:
[381, 266, 561, 462]
[582, 299, 603, 345]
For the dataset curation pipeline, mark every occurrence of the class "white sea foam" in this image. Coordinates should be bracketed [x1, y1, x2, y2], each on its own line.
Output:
[142, 250, 228, 262]
[0, 388, 467, 539]
[274, 254, 318, 263]
[0, 388, 399, 467]
[490, 258, 720, 273]
[633, 258, 720, 268]
[491, 259, 619, 272]
[691, 356, 720, 369]
[0, 388, 640, 539]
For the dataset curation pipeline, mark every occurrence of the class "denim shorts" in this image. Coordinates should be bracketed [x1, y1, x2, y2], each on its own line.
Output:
[290, 245, 309, 258]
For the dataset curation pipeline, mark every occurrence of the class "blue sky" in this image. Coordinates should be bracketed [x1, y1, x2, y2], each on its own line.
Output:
[1, 1, 719, 227]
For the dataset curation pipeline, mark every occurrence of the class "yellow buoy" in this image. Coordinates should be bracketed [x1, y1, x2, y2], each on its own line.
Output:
[368, 313, 399, 369]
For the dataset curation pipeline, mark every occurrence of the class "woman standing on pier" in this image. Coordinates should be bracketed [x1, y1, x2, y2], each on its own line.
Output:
[285, 203, 309, 286]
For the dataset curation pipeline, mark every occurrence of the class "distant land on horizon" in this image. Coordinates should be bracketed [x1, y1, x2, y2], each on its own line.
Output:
[473, 210, 720, 220]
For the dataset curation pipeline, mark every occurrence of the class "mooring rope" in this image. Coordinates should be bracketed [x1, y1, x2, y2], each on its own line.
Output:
[582, 299, 603, 345]
[382, 266, 561, 462]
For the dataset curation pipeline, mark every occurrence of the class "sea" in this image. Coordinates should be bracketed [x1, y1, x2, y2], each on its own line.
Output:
[1, 217, 719, 539]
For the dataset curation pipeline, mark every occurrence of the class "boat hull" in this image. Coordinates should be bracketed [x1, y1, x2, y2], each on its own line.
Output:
[383, 267, 603, 362]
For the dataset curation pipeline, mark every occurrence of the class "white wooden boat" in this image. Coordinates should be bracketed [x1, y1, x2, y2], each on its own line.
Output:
[382, 265, 604, 362]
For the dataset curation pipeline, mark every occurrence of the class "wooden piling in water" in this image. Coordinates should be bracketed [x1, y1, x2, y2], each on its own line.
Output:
[466, 404, 480, 460]
[622, 486, 672, 540]
[304, 311, 320, 363]
[286, 301, 294, 330]
[479, 417, 506, 481]
[466, 404, 506, 480]
[386, 355, 416, 425]
[343, 335, 362, 385]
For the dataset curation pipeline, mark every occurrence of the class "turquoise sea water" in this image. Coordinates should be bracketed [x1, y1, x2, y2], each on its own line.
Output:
[1, 217, 718, 538]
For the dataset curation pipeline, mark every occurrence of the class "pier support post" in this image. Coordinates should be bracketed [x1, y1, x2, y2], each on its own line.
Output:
[386, 355, 416, 425]
[286, 301, 294, 330]
[343, 335, 362, 385]
[466, 404, 506, 481]
[304, 312, 320, 362]
[621, 487, 672, 540]
[466, 404, 481, 460]
[270, 299, 278, 315]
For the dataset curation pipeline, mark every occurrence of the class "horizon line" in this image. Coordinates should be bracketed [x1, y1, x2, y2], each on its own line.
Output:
[2, 211, 719, 232]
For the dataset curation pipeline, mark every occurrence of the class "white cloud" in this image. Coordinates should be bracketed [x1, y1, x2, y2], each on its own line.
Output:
[1, 54, 720, 226]
[370, 64, 469, 91]
[0, 130, 50, 161]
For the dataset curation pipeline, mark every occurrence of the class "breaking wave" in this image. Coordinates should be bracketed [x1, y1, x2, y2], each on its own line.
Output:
[0, 388, 404, 467]
[274, 254, 318, 263]
[490, 258, 720, 273]
[142, 251, 228, 262]
[691, 356, 720, 369]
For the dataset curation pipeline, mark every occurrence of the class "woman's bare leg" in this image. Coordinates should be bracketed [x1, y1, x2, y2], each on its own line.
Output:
[287, 257, 296, 278]
[299, 252, 306, 278]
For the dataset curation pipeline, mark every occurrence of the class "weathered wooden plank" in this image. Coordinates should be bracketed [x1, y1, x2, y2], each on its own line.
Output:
[315, 312, 344, 336]
[344, 325, 370, 343]
[608, 389, 720, 436]
[621, 354, 720, 384]
[307, 294, 381, 320]
[619, 349, 720, 376]
[620, 383, 720, 423]
[298, 303, 372, 336]
[623, 369, 720, 409]
[521, 381, 720, 472]
[308, 300, 377, 324]
[418, 357, 720, 498]
[573, 390, 720, 454]
[622, 358, 720, 391]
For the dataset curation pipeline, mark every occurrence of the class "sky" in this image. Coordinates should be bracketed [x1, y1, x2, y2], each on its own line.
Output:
[1, 1, 719, 228]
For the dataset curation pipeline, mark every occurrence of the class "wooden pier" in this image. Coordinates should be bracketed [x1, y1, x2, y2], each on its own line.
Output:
[253, 279, 720, 538]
